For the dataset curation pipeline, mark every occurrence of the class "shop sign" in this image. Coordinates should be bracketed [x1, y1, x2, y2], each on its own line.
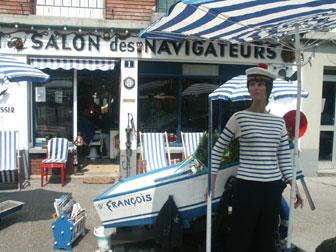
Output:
[0, 29, 285, 63]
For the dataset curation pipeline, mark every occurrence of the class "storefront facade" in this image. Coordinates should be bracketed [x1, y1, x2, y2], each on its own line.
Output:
[300, 37, 336, 175]
[1, 26, 327, 178]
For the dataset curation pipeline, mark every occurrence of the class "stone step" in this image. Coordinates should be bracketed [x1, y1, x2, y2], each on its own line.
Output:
[317, 169, 336, 177]
[82, 163, 120, 184]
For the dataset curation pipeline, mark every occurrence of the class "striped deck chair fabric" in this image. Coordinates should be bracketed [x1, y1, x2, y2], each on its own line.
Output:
[181, 132, 204, 159]
[140, 132, 170, 172]
[40, 137, 69, 187]
[0, 130, 20, 189]
[42, 138, 69, 164]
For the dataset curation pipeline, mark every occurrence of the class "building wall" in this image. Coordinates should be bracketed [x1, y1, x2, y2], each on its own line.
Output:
[0, 0, 155, 22]
[301, 43, 336, 175]
[0, 0, 32, 15]
[105, 0, 155, 21]
[0, 55, 30, 151]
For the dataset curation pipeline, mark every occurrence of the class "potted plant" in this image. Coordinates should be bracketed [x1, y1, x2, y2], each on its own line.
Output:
[194, 131, 239, 168]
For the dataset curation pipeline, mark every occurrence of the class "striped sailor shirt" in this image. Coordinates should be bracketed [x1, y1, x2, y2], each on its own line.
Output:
[211, 110, 292, 183]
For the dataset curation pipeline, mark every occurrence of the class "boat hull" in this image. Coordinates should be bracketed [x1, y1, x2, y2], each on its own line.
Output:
[94, 158, 237, 228]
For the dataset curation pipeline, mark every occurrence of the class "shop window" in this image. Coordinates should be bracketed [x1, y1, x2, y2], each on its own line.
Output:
[321, 81, 335, 125]
[138, 77, 178, 133]
[319, 67, 336, 164]
[319, 131, 334, 161]
[181, 78, 218, 131]
[138, 76, 225, 136]
[33, 70, 73, 146]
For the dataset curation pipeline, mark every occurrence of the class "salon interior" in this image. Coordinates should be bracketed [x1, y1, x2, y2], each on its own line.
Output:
[76, 70, 119, 166]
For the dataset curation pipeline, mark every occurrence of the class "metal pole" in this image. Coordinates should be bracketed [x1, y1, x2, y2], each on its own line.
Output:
[286, 24, 302, 251]
[206, 97, 213, 252]
[125, 113, 132, 177]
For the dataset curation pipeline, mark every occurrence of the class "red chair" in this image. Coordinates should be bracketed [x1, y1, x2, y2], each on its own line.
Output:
[40, 138, 69, 187]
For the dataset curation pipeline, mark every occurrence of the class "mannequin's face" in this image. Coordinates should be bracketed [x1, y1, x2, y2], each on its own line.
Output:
[247, 80, 267, 102]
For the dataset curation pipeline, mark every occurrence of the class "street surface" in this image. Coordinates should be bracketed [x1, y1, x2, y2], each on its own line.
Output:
[0, 176, 335, 252]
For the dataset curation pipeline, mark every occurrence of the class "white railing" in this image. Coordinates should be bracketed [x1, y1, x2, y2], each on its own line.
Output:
[35, 0, 104, 19]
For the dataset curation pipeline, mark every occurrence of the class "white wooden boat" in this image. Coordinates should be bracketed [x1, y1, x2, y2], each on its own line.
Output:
[94, 157, 237, 228]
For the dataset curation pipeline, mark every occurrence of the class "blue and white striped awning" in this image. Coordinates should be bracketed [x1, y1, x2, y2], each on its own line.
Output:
[209, 75, 309, 101]
[0, 55, 49, 83]
[140, 0, 336, 43]
[30, 57, 116, 71]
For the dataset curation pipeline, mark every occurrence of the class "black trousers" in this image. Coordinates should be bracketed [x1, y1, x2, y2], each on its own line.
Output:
[225, 179, 286, 252]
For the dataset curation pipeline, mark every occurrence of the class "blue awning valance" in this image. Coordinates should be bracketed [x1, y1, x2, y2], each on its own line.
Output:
[30, 57, 116, 71]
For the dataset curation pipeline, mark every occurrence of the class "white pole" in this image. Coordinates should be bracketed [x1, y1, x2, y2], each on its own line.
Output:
[286, 24, 302, 250]
[73, 69, 78, 141]
[206, 97, 213, 252]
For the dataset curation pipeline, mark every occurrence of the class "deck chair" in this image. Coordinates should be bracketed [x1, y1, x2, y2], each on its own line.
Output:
[40, 137, 69, 187]
[181, 132, 204, 159]
[139, 132, 172, 172]
[0, 130, 20, 190]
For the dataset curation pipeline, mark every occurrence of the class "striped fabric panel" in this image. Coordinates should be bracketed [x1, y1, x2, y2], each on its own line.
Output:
[0, 170, 17, 183]
[182, 132, 204, 158]
[212, 111, 293, 182]
[140, 0, 336, 43]
[42, 138, 69, 164]
[0, 54, 49, 83]
[236, 111, 289, 182]
[211, 126, 234, 174]
[142, 133, 167, 171]
[30, 57, 116, 71]
[0, 130, 17, 183]
[209, 75, 309, 102]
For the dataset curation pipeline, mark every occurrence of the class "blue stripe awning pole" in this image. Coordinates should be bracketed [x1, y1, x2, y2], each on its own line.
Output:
[206, 97, 213, 252]
[286, 24, 302, 251]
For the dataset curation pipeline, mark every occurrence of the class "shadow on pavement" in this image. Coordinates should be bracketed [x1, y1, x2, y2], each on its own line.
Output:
[0, 188, 70, 229]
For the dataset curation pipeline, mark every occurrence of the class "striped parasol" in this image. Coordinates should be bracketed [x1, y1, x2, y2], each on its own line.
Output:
[0, 55, 49, 84]
[140, 0, 336, 43]
[209, 75, 309, 101]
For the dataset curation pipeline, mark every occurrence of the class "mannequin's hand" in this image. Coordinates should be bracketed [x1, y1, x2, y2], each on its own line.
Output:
[295, 191, 304, 209]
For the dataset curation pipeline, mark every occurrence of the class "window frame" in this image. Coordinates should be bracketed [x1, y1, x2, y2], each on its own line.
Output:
[319, 71, 336, 168]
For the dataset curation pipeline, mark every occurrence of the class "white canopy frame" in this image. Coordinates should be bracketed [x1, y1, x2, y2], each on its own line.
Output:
[140, 1, 336, 251]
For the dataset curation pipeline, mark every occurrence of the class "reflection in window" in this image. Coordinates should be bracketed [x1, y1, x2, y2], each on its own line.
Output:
[138, 76, 248, 137]
[139, 78, 178, 132]
[33, 70, 73, 145]
[321, 81, 335, 125]
[182, 79, 219, 131]
[319, 131, 333, 161]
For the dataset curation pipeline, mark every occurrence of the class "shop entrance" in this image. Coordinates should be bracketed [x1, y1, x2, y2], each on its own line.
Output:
[76, 70, 119, 167]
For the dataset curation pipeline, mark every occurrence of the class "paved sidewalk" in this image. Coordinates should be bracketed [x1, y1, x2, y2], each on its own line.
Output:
[285, 177, 336, 252]
[0, 176, 335, 252]
[0, 177, 107, 252]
